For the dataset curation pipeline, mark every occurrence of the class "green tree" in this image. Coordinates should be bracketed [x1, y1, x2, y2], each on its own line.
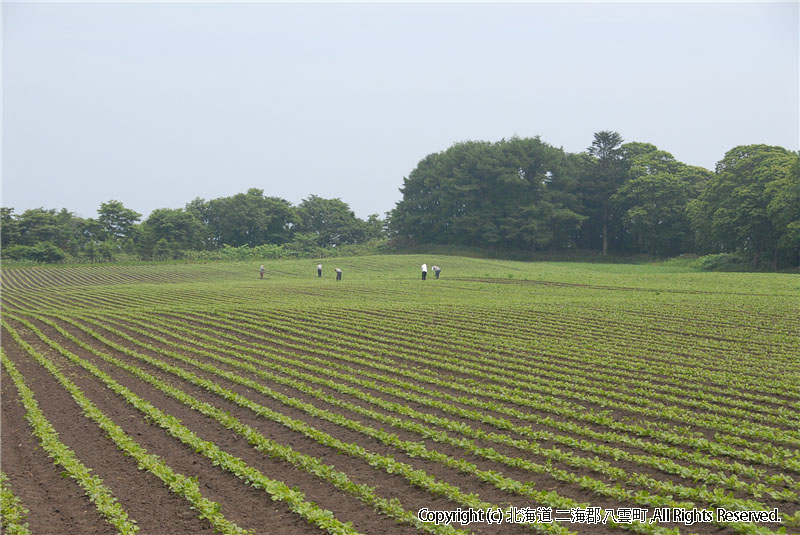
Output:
[581, 131, 626, 255]
[688, 145, 800, 268]
[363, 214, 385, 241]
[138, 208, 203, 258]
[1, 208, 20, 249]
[612, 144, 711, 256]
[97, 200, 141, 241]
[295, 195, 367, 248]
[15, 208, 64, 246]
[189, 189, 297, 247]
[389, 137, 582, 251]
[4, 241, 66, 263]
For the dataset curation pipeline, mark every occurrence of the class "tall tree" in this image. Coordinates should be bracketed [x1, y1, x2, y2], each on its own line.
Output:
[612, 144, 711, 256]
[97, 200, 141, 241]
[0, 207, 19, 248]
[688, 145, 800, 268]
[138, 208, 204, 258]
[295, 195, 367, 248]
[583, 131, 626, 255]
[189, 189, 297, 247]
[389, 137, 583, 250]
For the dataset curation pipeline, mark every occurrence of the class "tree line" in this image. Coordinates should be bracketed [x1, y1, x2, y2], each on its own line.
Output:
[388, 134, 799, 269]
[3, 132, 798, 269]
[1, 191, 384, 263]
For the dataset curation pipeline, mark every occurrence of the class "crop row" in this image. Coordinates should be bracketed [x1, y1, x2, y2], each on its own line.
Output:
[32, 310, 796, 533]
[267, 306, 799, 425]
[161, 311, 800, 488]
[3, 317, 370, 535]
[113, 307, 800, 491]
[352, 305, 798, 392]
[0, 347, 141, 535]
[186, 308, 800, 461]
[302, 307, 798, 425]
[0, 471, 31, 535]
[24, 312, 586, 535]
[14, 312, 477, 535]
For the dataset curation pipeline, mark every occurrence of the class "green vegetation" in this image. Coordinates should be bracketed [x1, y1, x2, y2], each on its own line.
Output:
[1, 472, 31, 535]
[3, 134, 797, 269]
[1, 255, 797, 534]
[390, 136, 798, 269]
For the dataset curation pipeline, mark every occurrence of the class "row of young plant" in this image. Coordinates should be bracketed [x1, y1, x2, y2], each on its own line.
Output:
[20, 286, 788, 484]
[286, 306, 796, 444]
[12, 284, 786, 428]
[388, 304, 799, 412]
[115, 309, 798, 507]
[0, 283, 244, 317]
[278, 306, 799, 427]
[161, 310, 800, 493]
[456, 302, 797, 369]
[0, 265, 194, 291]
[148, 307, 799, 488]
[171, 308, 798, 500]
[0, 347, 141, 535]
[69, 310, 797, 531]
[538, 298, 799, 347]
[13, 313, 473, 535]
[463, 304, 800, 378]
[0, 471, 31, 535]
[4, 317, 388, 535]
[47, 310, 715, 535]
[308, 305, 798, 421]
[21, 312, 577, 535]
[7, 280, 792, 393]
[362, 304, 798, 399]
[3, 315, 368, 535]
[567, 299, 800, 344]
[198, 308, 800, 465]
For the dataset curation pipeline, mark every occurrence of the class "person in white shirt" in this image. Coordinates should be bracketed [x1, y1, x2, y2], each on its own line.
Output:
[317, 263, 322, 278]
[259, 265, 265, 279]
[335, 267, 342, 281]
[421, 263, 428, 280]
[432, 265, 441, 279]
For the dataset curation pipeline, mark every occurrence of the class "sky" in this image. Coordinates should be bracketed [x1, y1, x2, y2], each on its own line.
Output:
[2, 1, 798, 221]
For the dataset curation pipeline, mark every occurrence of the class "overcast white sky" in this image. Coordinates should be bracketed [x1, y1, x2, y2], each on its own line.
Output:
[2, 1, 798, 220]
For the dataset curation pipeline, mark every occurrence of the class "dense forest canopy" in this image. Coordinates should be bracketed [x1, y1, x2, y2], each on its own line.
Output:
[2, 133, 798, 268]
[389, 135, 798, 268]
[1, 190, 382, 263]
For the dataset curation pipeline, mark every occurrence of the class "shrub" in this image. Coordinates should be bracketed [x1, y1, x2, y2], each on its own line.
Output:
[694, 253, 749, 272]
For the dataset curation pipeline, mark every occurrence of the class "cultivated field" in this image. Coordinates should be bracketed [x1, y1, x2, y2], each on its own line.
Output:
[1, 255, 798, 535]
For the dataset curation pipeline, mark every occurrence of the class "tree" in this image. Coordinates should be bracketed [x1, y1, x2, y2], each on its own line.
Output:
[581, 131, 626, 255]
[389, 137, 582, 250]
[138, 208, 203, 258]
[97, 200, 141, 241]
[4, 241, 66, 263]
[612, 144, 711, 256]
[295, 195, 367, 248]
[363, 214, 385, 241]
[1, 207, 20, 249]
[190, 189, 297, 247]
[688, 145, 800, 268]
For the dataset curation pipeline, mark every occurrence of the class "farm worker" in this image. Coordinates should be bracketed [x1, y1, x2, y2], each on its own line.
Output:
[259, 265, 265, 279]
[335, 267, 342, 281]
[432, 265, 441, 279]
[421, 263, 428, 280]
[317, 263, 322, 278]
